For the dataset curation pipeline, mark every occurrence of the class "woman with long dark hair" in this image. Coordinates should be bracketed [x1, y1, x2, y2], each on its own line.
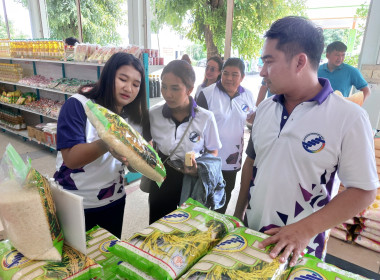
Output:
[54, 52, 149, 237]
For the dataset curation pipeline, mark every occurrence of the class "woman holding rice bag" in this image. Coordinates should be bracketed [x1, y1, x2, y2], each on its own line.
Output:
[54, 52, 149, 238]
[149, 60, 222, 224]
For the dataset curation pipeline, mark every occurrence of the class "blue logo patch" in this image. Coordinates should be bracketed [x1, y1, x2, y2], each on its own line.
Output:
[162, 210, 190, 223]
[2, 250, 31, 270]
[241, 104, 250, 113]
[302, 133, 325, 153]
[287, 268, 327, 280]
[214, 234, 247, 252]
[189, 131, 200, 143]
[100, 239, 118, 253]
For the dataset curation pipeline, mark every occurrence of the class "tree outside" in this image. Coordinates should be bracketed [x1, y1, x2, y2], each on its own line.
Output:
[150, 0, 307, 60]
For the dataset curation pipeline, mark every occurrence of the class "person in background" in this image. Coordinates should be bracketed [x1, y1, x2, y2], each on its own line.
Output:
[194, 56, 223, 99]
[196, 57, 256, 214]
[65, 37, 80, 46]
[181, 54, 192, 65]
[234, 16, 378, 267]
[148, 60, 221, 224]
[318, 41, 370, 101]
[54, 52, 150, 238]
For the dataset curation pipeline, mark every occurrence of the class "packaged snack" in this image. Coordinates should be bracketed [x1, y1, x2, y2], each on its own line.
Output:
[0, 144, 64, 261]
[108, 198, 243, 280]
[86, 225, 122, 280]
[84, 100, 166, 185]
[0, 240, 102, 280]
[287, 254, 368, 280]
[181, 227, 290, 280]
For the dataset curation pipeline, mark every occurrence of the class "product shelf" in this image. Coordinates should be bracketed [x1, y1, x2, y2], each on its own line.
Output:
[0, 101, 58, 120]
[0, 79, 74, 96]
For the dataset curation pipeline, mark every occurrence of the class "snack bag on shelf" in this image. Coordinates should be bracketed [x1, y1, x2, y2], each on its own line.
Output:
[0, 240, 102, 280]
[0, 144, 64, 261]
[86, 225, 123, 280]
[84, 100, 166, 185]
[180, 226, 290, 280]
[287, 254, 368, 280]
[108, 198, 243, 280]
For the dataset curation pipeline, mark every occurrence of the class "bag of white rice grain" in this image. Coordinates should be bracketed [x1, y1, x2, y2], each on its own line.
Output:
[84, 100, 166, 186]
[0, 144, 64, 261]
[0, 239, 102, 280]
[180, 227, 290, 280]
[108, 198, 243, 280]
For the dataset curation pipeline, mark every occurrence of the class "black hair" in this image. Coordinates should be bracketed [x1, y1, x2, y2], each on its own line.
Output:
[65, 37, 79, 46]
[203, 56, 223, 84]
[264, 16, 324, 71]
[222, 57, 245, 76]
[161, 60, 195, 89]
[326, 41, 347, 53]
[79, 52, 149, 135]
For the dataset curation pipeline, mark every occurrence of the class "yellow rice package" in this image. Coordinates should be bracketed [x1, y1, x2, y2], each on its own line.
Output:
[0, 144, 64, 261]
[108, 198, 243, 280]
[84, 100, 166, 186]
[0, 240, 102, 280]
[286, 254, 369, 280]
[86, 226, 123, 280]
[180, 227, 290, 280]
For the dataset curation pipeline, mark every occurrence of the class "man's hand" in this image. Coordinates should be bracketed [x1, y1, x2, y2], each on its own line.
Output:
[183, 157, 198, 176]
[259, 223, 313, 267]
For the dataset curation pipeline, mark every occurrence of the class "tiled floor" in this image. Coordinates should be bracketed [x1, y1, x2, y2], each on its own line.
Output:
[1, 129, 379, 277]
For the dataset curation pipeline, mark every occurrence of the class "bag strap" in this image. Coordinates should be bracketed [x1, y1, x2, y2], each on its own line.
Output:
[163, 116, 194, 165]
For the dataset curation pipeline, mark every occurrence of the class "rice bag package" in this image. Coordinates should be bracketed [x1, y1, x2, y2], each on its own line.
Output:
[86, 226, 123, 280]
[0, 144, 64, 261]
[84, 100, 166, 185]
[108, 198, 243, 280]
[117, 261, 156, 280]
[180, 227, 290, 280]
[0, 240, 102, 280]
[287, 254, 368, 280]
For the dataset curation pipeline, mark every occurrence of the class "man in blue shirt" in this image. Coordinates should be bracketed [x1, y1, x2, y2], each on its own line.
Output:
[318, 41, 370, 101]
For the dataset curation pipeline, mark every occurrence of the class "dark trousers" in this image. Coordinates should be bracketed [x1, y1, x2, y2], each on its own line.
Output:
[84, 196, 126, 238]
[148, 161, 184, 224]
[215, 170, 238, 214]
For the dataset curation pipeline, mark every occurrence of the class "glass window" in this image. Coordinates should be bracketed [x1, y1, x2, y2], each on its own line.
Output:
[2, 0, 32, 39]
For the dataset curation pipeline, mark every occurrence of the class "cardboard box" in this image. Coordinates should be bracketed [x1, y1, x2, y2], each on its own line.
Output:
[44, 131, 56, 146]
[27, 126, 36, 139]
[34, 129, 45, 143]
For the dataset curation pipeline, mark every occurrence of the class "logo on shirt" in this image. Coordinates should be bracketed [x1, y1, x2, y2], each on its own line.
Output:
[287, 268, 327, 280]
[302, 133, 325, 153]
[241, 104, 250, 113]
[189, 131, 200, 143]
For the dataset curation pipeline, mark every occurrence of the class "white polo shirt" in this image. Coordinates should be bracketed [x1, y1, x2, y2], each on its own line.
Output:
[197, 81, 256, 170]
[149, 98, 221, 160]
[246, 78, 379, 259]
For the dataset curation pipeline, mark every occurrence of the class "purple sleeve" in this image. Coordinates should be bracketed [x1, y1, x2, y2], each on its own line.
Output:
[56, 98, 87, 150]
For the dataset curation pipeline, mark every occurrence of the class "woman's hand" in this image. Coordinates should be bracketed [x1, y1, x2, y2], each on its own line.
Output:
[108, 146, 131, 167]
[183, 157, 198, 176]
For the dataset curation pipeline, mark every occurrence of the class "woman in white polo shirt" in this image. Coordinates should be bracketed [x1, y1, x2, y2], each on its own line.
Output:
[196, 57, 256, 214]
[149, 60, 222, 224]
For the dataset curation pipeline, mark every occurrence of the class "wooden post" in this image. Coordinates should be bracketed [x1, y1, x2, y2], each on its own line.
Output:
[75, 0, 84, 42]
[224, 0, 234, 60]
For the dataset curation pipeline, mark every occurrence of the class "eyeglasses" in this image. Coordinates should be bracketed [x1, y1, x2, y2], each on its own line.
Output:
[206, 66, 216, 72]
[222, 71, 240, 79]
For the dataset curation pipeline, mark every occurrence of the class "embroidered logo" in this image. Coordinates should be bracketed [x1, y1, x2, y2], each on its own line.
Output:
[189, 131, 200, 143]
[302, 133, 325, 153]
[241, 104, 250, 113]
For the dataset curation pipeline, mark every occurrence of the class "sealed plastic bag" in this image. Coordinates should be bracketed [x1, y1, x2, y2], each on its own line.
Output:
[0, 144, 64, 261]
[181, 227, 290, 280]
[84, 100, 166, 185]
[108, 198, 243, 280]
[0, 240, 102, 280]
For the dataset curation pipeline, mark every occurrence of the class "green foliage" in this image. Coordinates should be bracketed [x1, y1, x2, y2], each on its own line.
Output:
[185, 44, 207, 61]
[151, 0, 306, 59]
[0, 14, 29, 39]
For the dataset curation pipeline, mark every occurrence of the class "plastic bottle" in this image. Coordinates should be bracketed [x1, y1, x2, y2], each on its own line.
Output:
[154, 75, 161, 97]
[148, 75, 155, 98]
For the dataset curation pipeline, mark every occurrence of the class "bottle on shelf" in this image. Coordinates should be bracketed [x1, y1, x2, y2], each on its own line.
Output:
[154, 75, 161, 97]
[148, 75, 155, 98]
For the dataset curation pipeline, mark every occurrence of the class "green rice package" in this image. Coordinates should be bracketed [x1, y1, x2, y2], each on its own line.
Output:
[84, 100, 166, 186]
[0, 144, 64, 261]
[180, 227, 290, 280]
[287, 254, 369, 280]
[0, 240, 102, 280]
[108, 198, 243, 280]
[116, 261, 156, 280]
[86, 226, 123, 280]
